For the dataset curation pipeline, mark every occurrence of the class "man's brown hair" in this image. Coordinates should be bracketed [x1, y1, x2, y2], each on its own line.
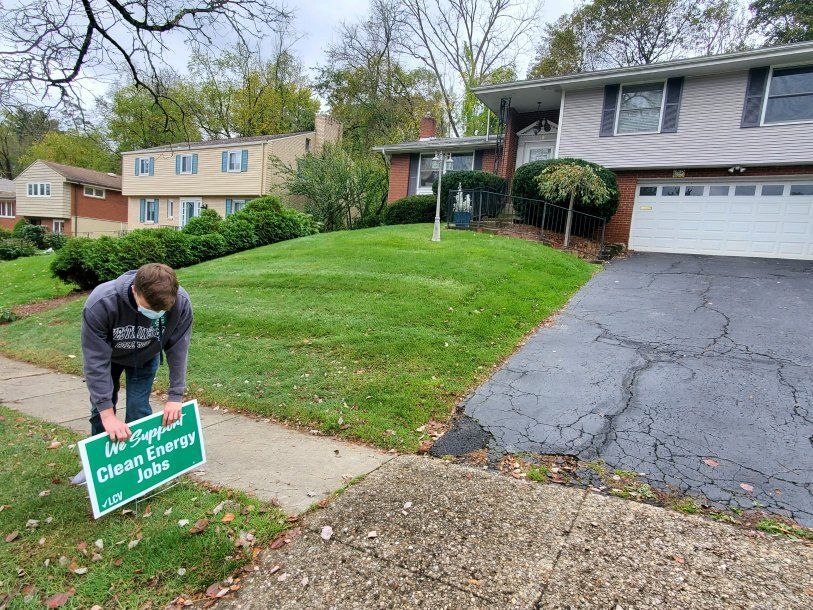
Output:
[133, 263, 179, 311]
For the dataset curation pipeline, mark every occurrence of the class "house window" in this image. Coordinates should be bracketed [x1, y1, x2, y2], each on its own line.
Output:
[790, 184, 813, 196]
[233, 199, 247, 213]
[709, 185, 730, 196]
[616, 82, 665, 134]
[684, 186, 704, 197]
[84, 185, 105, 198]
[146, 199, 158, 223]
[417, 152, 474, 192]
[0, 200, 13, 217]
[763, 66, 813, 124]
[53, 220, 64, 234]
[734, 185, 757, 196]
[27, 182, 51, 197]
[227, 150, 242, 172]
[138, 158, 151, 175]
[305, 138, 311, 153]
[761, 185, 784, 196]
[638, 186, 657, 196]
[661, 186, 681, 196]
[167, 200, 174, 219]
[179, 154, 193, 174]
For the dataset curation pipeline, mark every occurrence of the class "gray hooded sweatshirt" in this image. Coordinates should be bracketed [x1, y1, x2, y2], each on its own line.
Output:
[81, 270, 193, 411]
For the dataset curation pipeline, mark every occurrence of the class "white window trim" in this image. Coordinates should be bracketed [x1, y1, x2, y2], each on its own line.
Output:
[27, 182, 52, 197]
[137, 157, 151, 176]
[614, 81, 666, 136]
[52, 220, 64, 234]
[178, 154, 194, 174]
[0, 200, 13, 218]
[232, 199, 248, 213]
[759, 64, 813, 127]
[84, 185, 105, 198]
[167, 200, 174, 219]
[415, 151, 475, 195]
[226, 150, 242, 173]
[145, 199, 158, 224]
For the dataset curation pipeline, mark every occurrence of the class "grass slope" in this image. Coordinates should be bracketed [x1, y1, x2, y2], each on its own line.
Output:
[0, 256, 76, 309]
[0, 407, 287, 608]
[0, 225, 595, 449]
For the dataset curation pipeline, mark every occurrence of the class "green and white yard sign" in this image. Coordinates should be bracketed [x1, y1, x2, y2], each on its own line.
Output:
[78, 400, 206, 518]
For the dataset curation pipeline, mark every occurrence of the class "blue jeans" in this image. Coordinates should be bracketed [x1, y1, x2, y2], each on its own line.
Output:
[89, 355, 160, 435]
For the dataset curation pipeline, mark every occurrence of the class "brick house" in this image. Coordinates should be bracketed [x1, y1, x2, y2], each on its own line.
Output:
[12, 161, 127, 236]
[120, 114, 342, 228]
[376, 42, 813, 260]
[0, 178, 14, 231]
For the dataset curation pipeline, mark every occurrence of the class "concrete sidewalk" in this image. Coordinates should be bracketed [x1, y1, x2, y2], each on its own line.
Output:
[0, 356, 391, 514]
[223, 457, 813, 609]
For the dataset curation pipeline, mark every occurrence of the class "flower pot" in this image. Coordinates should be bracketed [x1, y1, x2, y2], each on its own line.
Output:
[454, 211, 472, 227]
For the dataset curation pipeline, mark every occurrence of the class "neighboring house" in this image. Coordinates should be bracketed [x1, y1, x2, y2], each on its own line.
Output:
[12, 161, 127, 236]
[376, 42, 813, 261]
[120, 114, 342, 229]
[0, 178, 15, 231]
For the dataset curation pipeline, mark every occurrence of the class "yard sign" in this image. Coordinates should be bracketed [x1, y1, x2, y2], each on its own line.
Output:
[78, 400, 206, 519]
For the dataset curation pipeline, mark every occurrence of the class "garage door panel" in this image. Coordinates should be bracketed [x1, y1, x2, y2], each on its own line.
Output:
[629, 179, 813, 260]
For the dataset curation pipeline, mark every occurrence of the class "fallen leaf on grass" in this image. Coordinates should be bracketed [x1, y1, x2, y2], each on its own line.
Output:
[205, 583, 229, 598]
[71, 567, 88, 575]
[740, 483, 754, 493]
[94, 538, 103, 550]
[189, 519, 209, 534]
[220, 513, 236, 524]
[128, 539, 140, 549]
[703, 458, 720, 468]
[39, 489, 50, 497]
[5, 531, 19, 542]
[47, 441, 62, 450]
[177, 567, 187, 576]
[417, 440, 432, 454]
[209, 501, 226, 516]
[46, 591, 74, 608]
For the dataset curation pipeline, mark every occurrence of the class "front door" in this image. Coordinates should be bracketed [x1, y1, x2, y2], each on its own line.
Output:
[180, 198, 202, 228]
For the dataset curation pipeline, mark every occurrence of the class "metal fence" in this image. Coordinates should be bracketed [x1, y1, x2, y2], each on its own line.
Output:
[446, 189, 607, 259]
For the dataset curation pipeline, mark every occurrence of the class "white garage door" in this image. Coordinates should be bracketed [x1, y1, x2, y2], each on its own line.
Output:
[629, 180, 813, 260]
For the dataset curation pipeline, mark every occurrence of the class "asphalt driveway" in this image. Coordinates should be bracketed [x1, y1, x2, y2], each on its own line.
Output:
[439, 253, 813, 525]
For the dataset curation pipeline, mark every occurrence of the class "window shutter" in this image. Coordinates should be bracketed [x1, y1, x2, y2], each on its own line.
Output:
[192, 154, 198, 174]
[148, 157, 155, 176]
[473, 150, 483, 170]
[139, 198, 146, 222]
[660, 77, 684, 133]
[240, 150, 248, 172]
[599, 84, 620, 137]
[153, 199, 159, 221]
[407, 154, 419, 196]
[135, 158, 140, 176]
[221, 151, 228, 172]
[741, 67, 769, 128]
[175, 156, 181, 175]
[225, 198, 232, 216]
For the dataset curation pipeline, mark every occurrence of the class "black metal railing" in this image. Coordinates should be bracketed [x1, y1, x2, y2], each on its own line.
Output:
[446, 189, 607, 259]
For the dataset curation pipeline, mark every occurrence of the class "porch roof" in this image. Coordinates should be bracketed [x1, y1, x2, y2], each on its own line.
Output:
[373, 135, 498, 156]
[473, 41, 813, 114]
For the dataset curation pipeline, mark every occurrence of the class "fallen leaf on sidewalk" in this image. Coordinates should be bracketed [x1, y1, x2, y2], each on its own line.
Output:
[673, 555, 685, 564]
[189, 519, 209, 534]
[367, 531, 378, 539]
[703, 458, 720, 468]
[321, 526, 333, 541]
[205, 583, 229, 598]
[740, 483, 754, 493]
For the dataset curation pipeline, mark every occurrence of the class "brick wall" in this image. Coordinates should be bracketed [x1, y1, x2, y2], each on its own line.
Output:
[495, 109, 560, 184]
[388, 154, 412, 202]
[605, 164, 813, 245]
[481, 149, 496, 174]
[72, 184, 128, 222]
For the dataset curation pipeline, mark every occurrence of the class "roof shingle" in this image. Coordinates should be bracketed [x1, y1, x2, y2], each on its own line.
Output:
[40, 161, 122, 190]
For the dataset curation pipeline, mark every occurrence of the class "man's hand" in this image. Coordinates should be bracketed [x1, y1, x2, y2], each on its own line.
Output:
[163, 402, 182, 427]
[100, 409, 131, 441]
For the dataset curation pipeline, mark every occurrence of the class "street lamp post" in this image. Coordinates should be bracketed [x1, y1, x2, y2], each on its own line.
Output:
[431, 151, 450, 242]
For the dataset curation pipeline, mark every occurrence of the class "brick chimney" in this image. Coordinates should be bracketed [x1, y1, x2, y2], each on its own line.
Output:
[419, 115, 437, 140]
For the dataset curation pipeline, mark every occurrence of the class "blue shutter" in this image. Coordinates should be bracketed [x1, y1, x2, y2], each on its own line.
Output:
[599, 85, 620, 137]
[240, 150, 248, 172]
[153, 200, 159, 222]
[135, 158, 140, 176]
[225, 198, 233, 216]
[192, 153, 198, 174]
[148, 157, 155, 176]
[742, 67, 769, 128]
[175, 156, 181, 175]
[221, 151, 228, 172]
[660, 78, 684, 133]
[139, 198, 146, 222]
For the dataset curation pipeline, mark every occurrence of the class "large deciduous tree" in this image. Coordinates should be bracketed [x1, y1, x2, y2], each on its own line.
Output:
[750, 0, 813, 44]
[0, 109, 59, 179]
[17, 131, 119, 173]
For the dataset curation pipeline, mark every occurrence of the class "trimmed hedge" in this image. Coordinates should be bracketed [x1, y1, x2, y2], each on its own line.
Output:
[511, 158, 619, 220]
[432, 170, 507, 209]
[383, 195, 445, 225]
[0, 238, 36, 261]
[51, 196, 319, 289]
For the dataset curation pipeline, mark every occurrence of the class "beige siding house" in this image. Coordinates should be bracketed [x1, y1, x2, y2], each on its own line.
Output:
[121, 114, 341, 229]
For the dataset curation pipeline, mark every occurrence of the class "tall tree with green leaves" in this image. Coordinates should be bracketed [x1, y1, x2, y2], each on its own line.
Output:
[0, 108, 58, 178]
[750, 1, 813, 44]
[18, 131, 118, 173]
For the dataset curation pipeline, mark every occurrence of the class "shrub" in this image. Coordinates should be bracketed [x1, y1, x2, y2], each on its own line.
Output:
[231, 198, 319, 246]
[511, 158, 619, 220]
[0, 227, 11, 239]
[431, 170, 507, 210]
[50, 237, 99, 287]
[0, 238, 36, 261]
[218, 217, 258, 252]
[383, 195, 444, 225]
[18, 224, 47, 249]
[43, 232, 68, 251]
[350, 212, 383, 230]
[11, 218, 29, 237]
[188, 232, 228, 262]
[182, 208, 222, 236]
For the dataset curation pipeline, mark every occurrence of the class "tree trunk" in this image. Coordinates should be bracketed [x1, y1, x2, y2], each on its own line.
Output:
[563, 192, 575, 248]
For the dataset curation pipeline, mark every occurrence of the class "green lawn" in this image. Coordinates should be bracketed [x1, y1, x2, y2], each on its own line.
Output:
[0, 225, 595, 449]
[0, 255, 77, 309]
[0, 407, 287, 608]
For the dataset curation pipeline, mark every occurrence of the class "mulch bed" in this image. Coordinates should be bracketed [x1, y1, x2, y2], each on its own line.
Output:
[11, 291, 87, 317]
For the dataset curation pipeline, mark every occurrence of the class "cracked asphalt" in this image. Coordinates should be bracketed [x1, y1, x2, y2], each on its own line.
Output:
[443, 253, 813, 525]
